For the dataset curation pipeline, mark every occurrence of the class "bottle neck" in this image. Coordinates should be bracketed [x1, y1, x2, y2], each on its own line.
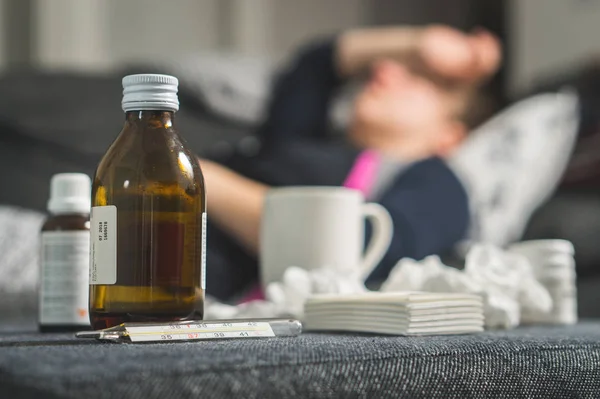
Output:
[125, 110, 175, 129]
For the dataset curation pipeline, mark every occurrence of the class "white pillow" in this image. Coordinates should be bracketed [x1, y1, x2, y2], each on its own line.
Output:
[448, 90, 580, 248]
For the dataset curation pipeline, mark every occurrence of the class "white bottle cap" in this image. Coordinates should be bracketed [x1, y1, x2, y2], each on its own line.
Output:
[47, 173, 91, 215]
[122, 74, 179, 112]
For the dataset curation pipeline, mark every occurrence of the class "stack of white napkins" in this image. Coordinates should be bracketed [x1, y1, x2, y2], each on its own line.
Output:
[304, 292, 484, 336]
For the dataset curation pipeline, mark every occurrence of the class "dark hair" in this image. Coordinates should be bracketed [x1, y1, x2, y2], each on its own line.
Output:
[459, 87, 499, 131]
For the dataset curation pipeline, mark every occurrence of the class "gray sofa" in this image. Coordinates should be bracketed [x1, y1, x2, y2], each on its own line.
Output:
[1, 323, 600, 398]
[2, 71, 600, 398]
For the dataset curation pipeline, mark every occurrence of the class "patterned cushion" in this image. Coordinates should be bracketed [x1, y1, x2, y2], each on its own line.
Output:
[448, 91, 580, 248]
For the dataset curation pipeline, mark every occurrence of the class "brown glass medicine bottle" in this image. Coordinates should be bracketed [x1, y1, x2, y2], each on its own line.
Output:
[89, 74, 206, 330]
[39, 173, 92, 332]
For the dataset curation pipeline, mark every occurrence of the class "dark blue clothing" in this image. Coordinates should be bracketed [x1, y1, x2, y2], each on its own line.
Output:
[207, 40, 469, 299]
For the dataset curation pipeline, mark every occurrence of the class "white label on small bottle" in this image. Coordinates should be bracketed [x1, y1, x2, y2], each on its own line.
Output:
[90, 205, 117, 285]
[201, 212, 207, 290]
[39, 231, 90, 325]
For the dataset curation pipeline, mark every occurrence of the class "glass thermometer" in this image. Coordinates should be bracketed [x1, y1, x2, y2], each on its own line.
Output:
[76, 319, 302, 343]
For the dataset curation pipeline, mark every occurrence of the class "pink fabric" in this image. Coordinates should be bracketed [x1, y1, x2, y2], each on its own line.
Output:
[343, 150, 381, 197]
[238, 285, 265, 303]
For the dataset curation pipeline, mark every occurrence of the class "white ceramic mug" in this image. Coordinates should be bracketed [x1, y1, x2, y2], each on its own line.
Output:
[260, 187, 393, 286]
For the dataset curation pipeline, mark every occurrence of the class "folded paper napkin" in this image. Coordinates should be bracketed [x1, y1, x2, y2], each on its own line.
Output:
[304, 292, 485, 336]
[204, 240, 577, 329]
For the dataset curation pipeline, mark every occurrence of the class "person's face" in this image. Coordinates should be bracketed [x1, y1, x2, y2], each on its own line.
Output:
[352, 59, 466, 157]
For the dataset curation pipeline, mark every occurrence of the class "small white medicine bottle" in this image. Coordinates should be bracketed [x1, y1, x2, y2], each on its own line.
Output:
[39, 173, 91, 332]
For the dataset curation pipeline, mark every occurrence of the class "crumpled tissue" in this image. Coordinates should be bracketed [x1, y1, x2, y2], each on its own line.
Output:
[204, 265, 366, 320]
[381, 245, 552, 329]
[204, 243, 572, 329]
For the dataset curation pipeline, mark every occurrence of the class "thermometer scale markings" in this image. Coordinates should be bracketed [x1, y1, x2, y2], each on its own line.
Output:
[125, 322, 275, 342]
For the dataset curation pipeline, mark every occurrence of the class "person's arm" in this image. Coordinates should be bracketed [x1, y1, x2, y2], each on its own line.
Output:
[338, 25, 501, 83]
[264, 26, 500, 143]
[201, 155, 469, 278]
[201, 159, 267, 254]
[336, 27, 422, 77]
[366, 157, 470, 282]
[263, 30, 423, 141]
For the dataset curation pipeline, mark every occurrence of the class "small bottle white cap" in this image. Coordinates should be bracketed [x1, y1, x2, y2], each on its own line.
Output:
[47, 173, 91, 215]
[122, 74, 179, 112]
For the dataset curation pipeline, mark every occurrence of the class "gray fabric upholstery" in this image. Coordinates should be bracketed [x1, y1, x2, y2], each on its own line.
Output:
[1, 323, 599, 398]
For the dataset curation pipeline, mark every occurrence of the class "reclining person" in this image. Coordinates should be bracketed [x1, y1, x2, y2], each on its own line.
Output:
[202, 25, 502, 300]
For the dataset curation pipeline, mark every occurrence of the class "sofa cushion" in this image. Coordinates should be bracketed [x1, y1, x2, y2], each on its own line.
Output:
[0, 323, 599, 398]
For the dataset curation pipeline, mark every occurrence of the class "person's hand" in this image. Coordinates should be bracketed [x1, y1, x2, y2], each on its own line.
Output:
[416, 25, 501, 86]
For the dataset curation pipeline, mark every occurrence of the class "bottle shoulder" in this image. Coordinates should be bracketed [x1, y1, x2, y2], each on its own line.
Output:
[96, 124, 203, 180]
[93, 123, 205, 207]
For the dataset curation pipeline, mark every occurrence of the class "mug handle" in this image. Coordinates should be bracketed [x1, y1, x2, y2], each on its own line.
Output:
[360, 203, 393, 281]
